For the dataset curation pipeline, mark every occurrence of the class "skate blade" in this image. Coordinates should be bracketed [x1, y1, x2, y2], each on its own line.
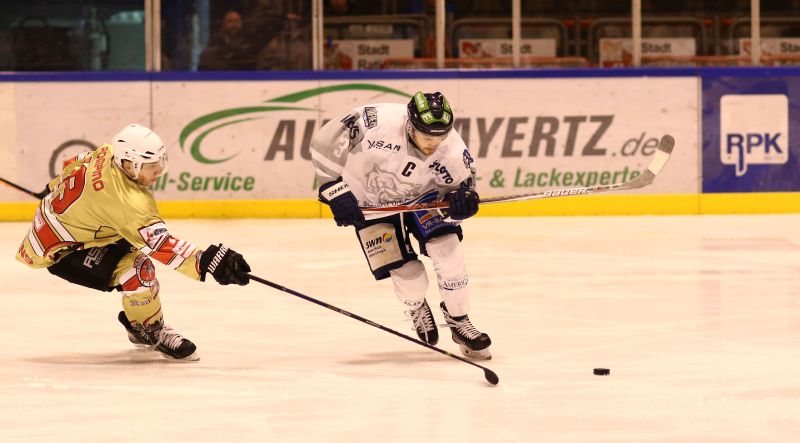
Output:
[127, 334, 151, 348]
[159, 351, 200, 362]
[150, 348, 200, 363]
[459, 344, 491, 360]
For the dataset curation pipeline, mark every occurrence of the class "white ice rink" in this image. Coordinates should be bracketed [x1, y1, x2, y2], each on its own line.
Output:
[1, 215, 799, 442]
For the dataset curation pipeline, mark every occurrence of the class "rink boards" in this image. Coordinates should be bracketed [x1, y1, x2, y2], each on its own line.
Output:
[1, 68, 799, 219]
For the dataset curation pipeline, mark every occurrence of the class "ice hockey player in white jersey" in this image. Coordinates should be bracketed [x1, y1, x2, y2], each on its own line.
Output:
[311, 91, 492, 359]
[16, 123, 252, 361]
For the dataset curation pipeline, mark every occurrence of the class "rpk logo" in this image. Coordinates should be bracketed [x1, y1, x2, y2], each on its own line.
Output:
[720, 94, 788, 176]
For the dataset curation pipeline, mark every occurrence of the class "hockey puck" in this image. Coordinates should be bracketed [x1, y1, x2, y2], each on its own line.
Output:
[593, 368, 610, 376]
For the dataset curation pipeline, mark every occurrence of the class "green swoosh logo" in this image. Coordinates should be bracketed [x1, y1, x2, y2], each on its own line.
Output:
[266, 84, 409, 103]
[180, 83, 410, 164]
[180, 106, 311, 163]
[190, 117, 258, 164]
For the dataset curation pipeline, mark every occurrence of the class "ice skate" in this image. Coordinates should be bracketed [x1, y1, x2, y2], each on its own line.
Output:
[440, 302, 492, 359]
[117, 311, 151, 348]
[117, 311, 199, 361]
[152, 324, 199, 361]
[406, 299, 438, 345]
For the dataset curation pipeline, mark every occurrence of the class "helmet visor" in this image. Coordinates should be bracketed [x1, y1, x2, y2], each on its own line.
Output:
[140, 152, 168, 177]
[411, 128, 447, 155]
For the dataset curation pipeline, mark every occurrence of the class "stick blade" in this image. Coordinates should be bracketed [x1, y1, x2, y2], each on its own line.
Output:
[616, 134, 674, 191]
[484, 369, 500, 385]
[646, 135, 674, 177]
[658, 134, 675, 155]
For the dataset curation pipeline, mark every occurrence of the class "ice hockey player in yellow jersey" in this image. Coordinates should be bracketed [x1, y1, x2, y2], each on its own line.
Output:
[15, 123, 251, 361]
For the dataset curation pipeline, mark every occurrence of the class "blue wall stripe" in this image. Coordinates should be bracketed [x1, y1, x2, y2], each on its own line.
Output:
[0, 67, 742, 82]
[3, 67, 800, 83]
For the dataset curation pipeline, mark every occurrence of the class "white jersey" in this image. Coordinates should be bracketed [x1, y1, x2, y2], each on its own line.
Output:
[310, 103, 475, 219]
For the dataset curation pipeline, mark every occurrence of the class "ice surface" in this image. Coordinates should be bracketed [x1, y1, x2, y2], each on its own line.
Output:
[1, 216, 799, 442]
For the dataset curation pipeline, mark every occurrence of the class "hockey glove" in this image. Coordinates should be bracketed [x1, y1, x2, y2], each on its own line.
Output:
[200, 244, 251, 285]
[318, 178, 366, 228]
[445, 188, 480, 220]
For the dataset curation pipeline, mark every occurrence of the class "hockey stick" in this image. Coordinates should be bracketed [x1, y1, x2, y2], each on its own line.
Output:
[0, 176, 48, 199]
[247, 273, 500, 386]
[362, 134, 674, 214]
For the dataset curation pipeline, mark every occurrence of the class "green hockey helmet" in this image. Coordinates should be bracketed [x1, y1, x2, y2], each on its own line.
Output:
[407, 91, 454, 137]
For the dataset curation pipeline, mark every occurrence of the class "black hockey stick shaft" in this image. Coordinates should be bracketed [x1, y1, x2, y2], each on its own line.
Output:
[247, 273, 499, 385]
[363, 134, 674, 214]
[0, 176, 48, 199]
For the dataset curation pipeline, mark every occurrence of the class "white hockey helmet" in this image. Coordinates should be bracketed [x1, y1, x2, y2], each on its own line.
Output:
[112, 124, 168, 179]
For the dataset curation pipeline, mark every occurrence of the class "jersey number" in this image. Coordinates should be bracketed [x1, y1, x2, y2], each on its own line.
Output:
[52, 165, 87, 214]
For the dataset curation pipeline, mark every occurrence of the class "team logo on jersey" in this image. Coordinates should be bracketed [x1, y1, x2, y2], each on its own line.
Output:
[365, 165, 423, 202]
[139, 222, 170, 250]
[367, 139, 401, 152]
[463, 149, 474, 169]
[341, 114, 360, 141]
[429, 161, 454, 184]
[134, 255, 157, 288]
[363, 107, 378, 128]
[121, 254, 159, 294]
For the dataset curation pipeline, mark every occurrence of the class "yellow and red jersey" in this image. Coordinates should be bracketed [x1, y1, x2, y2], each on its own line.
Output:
[16, 144, 202, 280]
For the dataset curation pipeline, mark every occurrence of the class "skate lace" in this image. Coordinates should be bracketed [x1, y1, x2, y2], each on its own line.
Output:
[406, 305, 436, 333]
[156, 325, 185, 350]
[444, 315, 482, 340]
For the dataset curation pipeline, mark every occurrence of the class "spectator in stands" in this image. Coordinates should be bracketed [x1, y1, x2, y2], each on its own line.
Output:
[246, 0, 287, 50]
[244, 0, 315, 70]
[256, 10, 311, 70]
[409, 0, 454, 58]
[199, 10, 256, 70]
[326, 0, 352, 16]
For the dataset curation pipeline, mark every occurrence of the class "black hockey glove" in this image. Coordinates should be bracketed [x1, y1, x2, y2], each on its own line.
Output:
[200, 244, 251, 285]
[318, 177, 366, 228]
[445, 188, 480, 220]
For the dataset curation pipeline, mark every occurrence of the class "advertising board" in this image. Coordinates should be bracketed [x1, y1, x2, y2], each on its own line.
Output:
[0, 76, 698, 207]
[702, 73, 800, 192]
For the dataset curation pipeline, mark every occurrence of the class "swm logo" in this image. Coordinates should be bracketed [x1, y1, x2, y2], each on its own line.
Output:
[365, 232, 393, 248]
[720, 94, 788, 177]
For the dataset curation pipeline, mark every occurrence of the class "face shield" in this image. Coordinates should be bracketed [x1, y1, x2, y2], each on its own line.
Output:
[138, 152, 168, 180]
[407, 120, 448, 155]
[136, 153, 167, 185]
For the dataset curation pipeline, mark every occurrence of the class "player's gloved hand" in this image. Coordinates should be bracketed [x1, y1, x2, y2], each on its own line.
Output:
[200, 244, 251, 285]
[318, 177, 366, 228]
[445, 188, 480, 220]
